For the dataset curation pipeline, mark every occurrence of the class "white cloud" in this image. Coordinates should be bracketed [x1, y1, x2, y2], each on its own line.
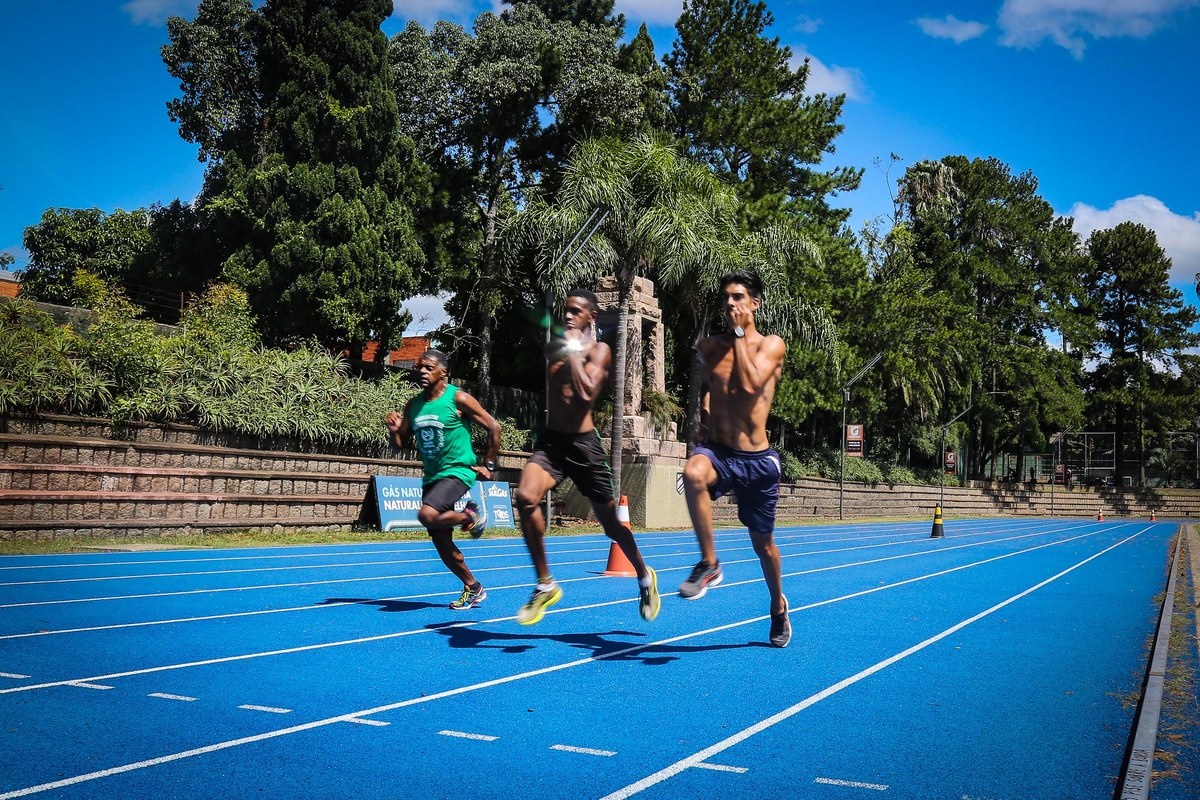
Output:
[1069, 195, 1200, 286]
[792, 49, 868, 103]
[998, 0, 1200, 58]
[793, 15, 822, 35]
[616, 0, 686, 27]
[122, 0, 195, 26]
[915, 14, 988, 44]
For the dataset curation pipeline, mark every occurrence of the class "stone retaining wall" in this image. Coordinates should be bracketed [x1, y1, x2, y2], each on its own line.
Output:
[3, 413, 1198, 540]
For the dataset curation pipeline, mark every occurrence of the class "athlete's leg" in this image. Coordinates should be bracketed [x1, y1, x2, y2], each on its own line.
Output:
[514, 461, 558, 581]
[592, 498, 648, 579]
[682, 451, 720, 565]
[748, 528, 785, 615]
[428, 526, 476, 586]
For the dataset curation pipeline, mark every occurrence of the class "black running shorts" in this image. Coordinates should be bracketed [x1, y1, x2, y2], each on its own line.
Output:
[528, 429, 615, 504]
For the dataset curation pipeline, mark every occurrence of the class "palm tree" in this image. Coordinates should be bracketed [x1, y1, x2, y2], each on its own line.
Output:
[504, 133, 831, 493]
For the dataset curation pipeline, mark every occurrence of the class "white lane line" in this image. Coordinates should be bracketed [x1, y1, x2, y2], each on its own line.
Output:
[814, 777, 889, 790]
[0, 528, 1138, 799]
[343, 718, 389, 727]
[0, 672, 31, 679]
[0, 519, 1099, 638]
[0, 555, 606, 610]
[550, 744, 617, 757]
[0, 546, 453, 571]
[0, 526, 1114, 696]
[694, 762, 748, 774]
[66, 682, 114, 690]
[596, 530, 1147, 800]
[148, 693, 197, 702]
[238, 705, 291, 714]
[438, 730, 497, 741]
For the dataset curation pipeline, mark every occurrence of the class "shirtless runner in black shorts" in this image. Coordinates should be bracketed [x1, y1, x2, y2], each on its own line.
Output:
[512, 288, 661, 625]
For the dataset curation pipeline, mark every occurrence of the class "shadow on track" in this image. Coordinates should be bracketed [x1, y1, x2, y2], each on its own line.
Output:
[321, 597, 447, 612]
[425, 622, 771, 664]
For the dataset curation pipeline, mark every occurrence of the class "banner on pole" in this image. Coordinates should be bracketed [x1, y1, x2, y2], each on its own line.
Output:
[846, 424, 864, 457]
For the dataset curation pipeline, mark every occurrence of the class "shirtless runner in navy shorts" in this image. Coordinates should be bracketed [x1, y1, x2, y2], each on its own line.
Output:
[511, 289, 661, 625]
[679, 271, 792, 647]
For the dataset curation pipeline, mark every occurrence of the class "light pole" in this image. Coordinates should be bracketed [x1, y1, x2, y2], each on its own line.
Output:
[839, 352, 883, 520]
[1050, 428, 1073, 516]
[939, 404, 973, 510]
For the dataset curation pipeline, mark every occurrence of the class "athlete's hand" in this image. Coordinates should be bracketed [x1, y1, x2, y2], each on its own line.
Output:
[728, 305, 753, 334]
[384, 411, 403, 433]
[472, 465, 493, 480]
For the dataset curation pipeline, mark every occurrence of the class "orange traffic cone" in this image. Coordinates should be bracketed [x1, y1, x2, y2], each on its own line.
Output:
[1150, 509, 1157, 521]
[602, 496, 636, 577]
[1097, 509, 1105, 522]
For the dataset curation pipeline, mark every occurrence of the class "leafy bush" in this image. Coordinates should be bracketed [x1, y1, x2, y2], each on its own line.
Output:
[642, 387, 682, 440]
[1, 275, 533, 454]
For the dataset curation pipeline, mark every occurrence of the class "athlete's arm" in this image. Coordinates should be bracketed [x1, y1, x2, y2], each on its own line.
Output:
[385, 402, 415, 450]
[731, 334, 787, 394]
[456, 390, 501, 476]
[564, 339, 610, 404]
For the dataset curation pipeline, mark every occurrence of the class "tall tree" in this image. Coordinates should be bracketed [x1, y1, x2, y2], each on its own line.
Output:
[172, 0, 428, 354]
[664, 0, 860, 230]
[390, 5, 642, 399]
[616, 23, 669, 132]
[885, 156, 1085, 477]
[20, 208, 153, 307]
[162, 0, 261, 172]
[1078, 222, 1200, 483]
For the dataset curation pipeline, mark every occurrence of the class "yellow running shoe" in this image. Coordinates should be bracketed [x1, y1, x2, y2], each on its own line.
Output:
[639, 566, 661, 621]
[516, 581, 562, 625]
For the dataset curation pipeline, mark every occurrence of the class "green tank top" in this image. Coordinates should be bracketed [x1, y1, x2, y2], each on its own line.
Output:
[408, 384, 478, 487]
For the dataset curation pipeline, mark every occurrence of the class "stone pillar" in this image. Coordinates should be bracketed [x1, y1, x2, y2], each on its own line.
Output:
[595, 275, 665, 416]
[579, 276, 686, 527]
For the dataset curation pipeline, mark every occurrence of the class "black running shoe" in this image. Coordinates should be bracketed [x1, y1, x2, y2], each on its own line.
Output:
[678, 560, 723, 600]
[769, 597, 791, 648]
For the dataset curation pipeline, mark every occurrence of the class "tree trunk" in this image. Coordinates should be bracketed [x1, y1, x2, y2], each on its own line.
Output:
[685, 314, 711, 447]
[476, 306, 493, 406]
[610, 283, 631, 498]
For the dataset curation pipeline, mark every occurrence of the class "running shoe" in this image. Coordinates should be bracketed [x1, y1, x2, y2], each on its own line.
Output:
[516, 581, 563, 625]
[678, 560, 723, 600]
[639, 566, 661, 621]
[769, 596, 791, 648]
[462, 500, 488, 538]
[449, 584, 487, 610]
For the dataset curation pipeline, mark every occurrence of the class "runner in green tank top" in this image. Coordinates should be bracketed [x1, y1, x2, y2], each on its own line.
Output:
[385, 350, 500, 611]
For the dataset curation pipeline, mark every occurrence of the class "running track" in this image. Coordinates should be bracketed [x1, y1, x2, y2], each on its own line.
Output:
[0, 517, 1184, 799]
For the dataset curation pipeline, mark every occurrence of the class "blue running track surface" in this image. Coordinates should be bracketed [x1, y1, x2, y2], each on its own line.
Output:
[0, 517, 1184, 799]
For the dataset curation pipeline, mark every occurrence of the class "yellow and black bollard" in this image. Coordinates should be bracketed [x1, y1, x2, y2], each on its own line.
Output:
[930, 505, 945, 538]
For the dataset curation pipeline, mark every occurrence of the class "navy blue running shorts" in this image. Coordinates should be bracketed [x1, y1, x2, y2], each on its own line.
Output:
[691, 442, 781, 535]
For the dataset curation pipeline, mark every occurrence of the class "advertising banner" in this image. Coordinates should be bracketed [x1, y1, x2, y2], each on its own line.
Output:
[373, 476, 515, 531]
[846, 424, 864, 457]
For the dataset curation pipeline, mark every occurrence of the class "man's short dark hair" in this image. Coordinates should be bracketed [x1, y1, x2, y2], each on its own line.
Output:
[418, 349, 448, 369]
[567, 288, 599, 313]
[721, 271, 763, 299]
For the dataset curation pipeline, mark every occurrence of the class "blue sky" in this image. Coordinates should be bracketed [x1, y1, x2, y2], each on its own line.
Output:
[2, 0, 1198, 332]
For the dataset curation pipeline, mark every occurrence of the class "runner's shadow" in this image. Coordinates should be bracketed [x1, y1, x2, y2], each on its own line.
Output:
[425, 623, 768, 664]
[321, 597, 445, 613]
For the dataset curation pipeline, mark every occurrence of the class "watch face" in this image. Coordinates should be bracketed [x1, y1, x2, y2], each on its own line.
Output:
[733, 326, 745, 338]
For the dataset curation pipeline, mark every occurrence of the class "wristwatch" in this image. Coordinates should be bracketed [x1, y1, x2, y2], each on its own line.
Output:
[733, 326, 745, 338]
[484, 459, 497, 471]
